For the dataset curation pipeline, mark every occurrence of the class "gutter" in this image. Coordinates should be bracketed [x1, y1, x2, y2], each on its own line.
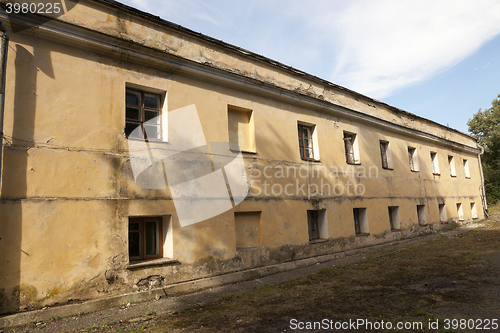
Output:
[0, 19, 8, 194]
[477, 143, 488, 218]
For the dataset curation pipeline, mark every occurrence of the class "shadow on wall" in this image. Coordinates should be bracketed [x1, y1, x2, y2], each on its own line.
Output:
[0, 43, 52, 314]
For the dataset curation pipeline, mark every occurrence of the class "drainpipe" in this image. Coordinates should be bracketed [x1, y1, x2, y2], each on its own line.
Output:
[0, 19, 8, 194]
[477, 143, 488, 218]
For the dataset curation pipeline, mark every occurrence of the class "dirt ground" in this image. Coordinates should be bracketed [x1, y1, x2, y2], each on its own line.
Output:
[5, 213, 500, 333]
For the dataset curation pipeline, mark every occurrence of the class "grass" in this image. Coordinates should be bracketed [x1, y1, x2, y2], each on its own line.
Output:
[70, 219, 500, 333]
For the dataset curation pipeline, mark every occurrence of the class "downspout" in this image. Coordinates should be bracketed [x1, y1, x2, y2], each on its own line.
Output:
[477, 143, 488, 218]
[0, 20, 8, 194]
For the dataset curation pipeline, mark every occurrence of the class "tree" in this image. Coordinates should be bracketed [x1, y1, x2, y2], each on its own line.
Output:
[467, 94, 500, 204]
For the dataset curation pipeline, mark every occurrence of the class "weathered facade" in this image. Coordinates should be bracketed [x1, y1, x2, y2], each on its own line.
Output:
[0, 0, 486, 314]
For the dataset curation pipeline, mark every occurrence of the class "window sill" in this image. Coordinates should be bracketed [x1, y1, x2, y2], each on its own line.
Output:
[127, 257, 179, 269]
[410, 169, 420, 173]
[382, 167, 393, 170]
[301, 158, 322, 163]
[391, 228, 402, 232]
[465, 177, 471, 179]
[230, 149, 257, 155]
[309, 238, 328, 244]
[346, 162, 361, 165]
[440, 221, 449, 224]
[432, 173, 440, 176]
[450, 175, 457, 178]
[356, 233, 370, 237]
[127, 137, 169, 144]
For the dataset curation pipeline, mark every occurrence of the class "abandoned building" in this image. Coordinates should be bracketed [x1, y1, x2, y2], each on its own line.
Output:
[0, 0, 486, 314]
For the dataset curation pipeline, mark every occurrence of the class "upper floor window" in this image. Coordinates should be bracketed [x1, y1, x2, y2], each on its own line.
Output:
[408, 147, 419, 172]
[344, 132, 360, 164]
[298, 122, 319, 161]
[380, 140, 393, 169]
[430, 152, 440, 175]
[448, 155, 456, 177]
[463, 159, 470, 178]
[125, 88, 162, 140]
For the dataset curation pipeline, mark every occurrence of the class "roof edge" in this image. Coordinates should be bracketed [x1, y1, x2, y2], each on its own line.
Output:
[90, 0, 477, 143]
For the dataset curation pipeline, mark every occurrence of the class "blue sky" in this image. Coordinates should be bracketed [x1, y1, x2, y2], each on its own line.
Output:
[119, 0, 500, 134]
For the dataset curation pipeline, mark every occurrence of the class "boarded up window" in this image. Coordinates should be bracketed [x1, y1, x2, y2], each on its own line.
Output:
[235, 212, 262, 249]
[228, 106, 255, 152]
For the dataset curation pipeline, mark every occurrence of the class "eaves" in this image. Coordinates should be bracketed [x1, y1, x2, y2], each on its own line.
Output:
[0, 10, 481, 155]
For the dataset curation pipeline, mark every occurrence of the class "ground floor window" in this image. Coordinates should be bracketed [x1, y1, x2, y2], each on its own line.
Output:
[129, 217, 163, 261]
[353, 208, 369, 235]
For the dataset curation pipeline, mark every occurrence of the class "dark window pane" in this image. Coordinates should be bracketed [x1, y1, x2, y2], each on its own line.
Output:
[354, 209, 360, 234]
[145, 221, 158, 256]
[129, 222, 140, 231]
[126, 90, 141, 106]
[125, 122, 142, 138]
[145, 110, 160, 122]
[345, 138, 354, 164]
[144, 94, 160, 109]
[388, 208, 394, 229]
[304, 148, 313, 159]
[129, 231, 142, 258]
[381, 143, 388, 169]
[308, 211, 319, 240]
[408, 149, 414, 170]
[126, 107, 141, 120]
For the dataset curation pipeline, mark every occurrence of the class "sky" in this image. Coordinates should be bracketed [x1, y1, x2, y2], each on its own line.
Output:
[119, 0, 500, 134]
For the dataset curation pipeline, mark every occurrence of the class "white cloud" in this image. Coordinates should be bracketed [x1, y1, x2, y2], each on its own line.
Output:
[323, 0, 500, 98]
[117, 0, 500, 99]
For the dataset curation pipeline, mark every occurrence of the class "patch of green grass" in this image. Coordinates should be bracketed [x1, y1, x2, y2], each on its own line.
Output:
[252, 284, 276, 295]
[317, 267, 335, 276]
[415, 309, 436, 321]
